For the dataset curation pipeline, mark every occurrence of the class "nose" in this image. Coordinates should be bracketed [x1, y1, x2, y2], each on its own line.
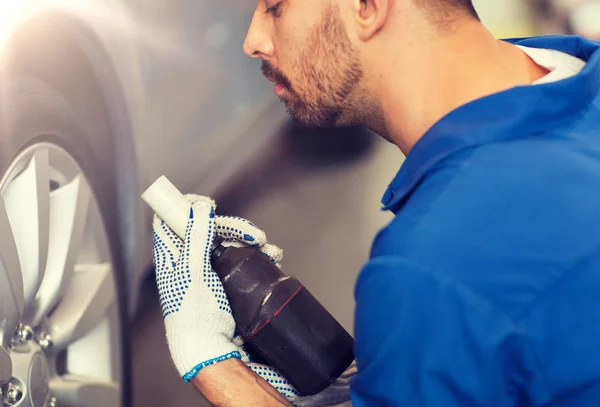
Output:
[243, 10, 274, 59]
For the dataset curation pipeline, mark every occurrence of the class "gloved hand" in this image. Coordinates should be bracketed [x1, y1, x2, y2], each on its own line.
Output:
[152, 194, 355, 405]
[239, 341, 357, 406]
[241, 341, 356, 406]
[152, 194, 287, 382]
[152, 196, 240, 382]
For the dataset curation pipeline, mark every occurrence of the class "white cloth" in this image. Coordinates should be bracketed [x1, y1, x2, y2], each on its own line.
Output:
[517, 45, 586, 85]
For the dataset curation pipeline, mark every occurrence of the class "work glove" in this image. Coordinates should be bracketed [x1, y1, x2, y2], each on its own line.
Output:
[241, 341, 357, 407]
[152, 194, 356, 405]
[152, 195, 287, 381]
[152, 196, 240, 382]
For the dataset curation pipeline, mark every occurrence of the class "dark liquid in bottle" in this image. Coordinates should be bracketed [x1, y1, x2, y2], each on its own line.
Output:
[211, 240, 355, 396]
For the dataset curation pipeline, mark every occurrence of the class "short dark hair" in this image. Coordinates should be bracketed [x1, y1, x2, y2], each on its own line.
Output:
[453, 0, 479, 19]
[417, 0, 480, 23]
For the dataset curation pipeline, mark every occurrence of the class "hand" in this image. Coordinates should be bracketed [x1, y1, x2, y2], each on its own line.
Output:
[153, 195, 354, 405]
[151, 194, 286, 382]
[152, 196, 240, 381]
[239, 343, 357, 406]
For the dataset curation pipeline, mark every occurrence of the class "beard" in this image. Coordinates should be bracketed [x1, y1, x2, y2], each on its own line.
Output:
[261, 6, 364, 128]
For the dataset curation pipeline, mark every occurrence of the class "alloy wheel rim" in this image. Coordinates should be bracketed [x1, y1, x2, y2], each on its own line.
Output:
[0, 143, 122, 407]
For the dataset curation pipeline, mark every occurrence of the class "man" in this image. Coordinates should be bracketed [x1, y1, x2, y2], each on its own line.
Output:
[152, 0, 600, 405]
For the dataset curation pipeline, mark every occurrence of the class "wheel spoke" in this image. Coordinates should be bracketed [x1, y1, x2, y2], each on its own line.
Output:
[27, 175, 91, 327]
[48, 263, 115, 350]
[0, 198, 24, 345]
[0, 346, 11, 385]
[3, 148, 50, 309]
[49, 376, 119, 407]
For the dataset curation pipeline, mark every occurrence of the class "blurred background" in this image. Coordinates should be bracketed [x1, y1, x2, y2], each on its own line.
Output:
[132, 1, 599, 406]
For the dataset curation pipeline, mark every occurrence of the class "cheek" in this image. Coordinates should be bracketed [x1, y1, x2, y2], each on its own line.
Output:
[274, 31, 298, 69]
[273, 15, 313, 75]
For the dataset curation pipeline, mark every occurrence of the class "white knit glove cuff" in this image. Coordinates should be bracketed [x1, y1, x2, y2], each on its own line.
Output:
[165, 317, 241, 381]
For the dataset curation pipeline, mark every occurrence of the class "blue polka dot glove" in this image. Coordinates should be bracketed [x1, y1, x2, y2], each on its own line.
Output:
[152, 196, 241, 382]
[239, 342, 357, 406]
[153, 194, 353, 405]
[152, 194, 290, 383]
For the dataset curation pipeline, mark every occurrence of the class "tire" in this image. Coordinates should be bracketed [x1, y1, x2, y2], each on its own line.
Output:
[0, 76, 131, 406]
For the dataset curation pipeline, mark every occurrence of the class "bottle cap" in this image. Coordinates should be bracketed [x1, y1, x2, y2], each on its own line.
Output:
[141, 176, 191, 239]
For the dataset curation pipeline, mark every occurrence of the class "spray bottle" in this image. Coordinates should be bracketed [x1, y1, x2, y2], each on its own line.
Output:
[142, 176, 355, 396]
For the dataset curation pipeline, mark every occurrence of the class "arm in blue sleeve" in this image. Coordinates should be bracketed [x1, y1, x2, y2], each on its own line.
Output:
[351, 257, 539, 407]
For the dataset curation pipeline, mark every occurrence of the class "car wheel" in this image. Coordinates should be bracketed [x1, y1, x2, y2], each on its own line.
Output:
[0, 76, 130, 406]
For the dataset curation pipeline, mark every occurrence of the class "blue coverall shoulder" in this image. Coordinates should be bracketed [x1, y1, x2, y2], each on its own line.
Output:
[351, 35, 600, 407]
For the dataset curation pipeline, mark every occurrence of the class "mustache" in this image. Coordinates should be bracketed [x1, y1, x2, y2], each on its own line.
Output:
[261, 61, 292, 89]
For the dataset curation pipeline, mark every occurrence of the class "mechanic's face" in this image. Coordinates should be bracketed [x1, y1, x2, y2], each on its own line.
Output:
[244, 0, 364, 128]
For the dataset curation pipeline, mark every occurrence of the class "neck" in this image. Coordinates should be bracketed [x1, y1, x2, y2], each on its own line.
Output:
[367, 20, 549, 154]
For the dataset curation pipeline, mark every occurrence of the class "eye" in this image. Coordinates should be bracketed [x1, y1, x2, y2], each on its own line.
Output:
[266, 3, 282, 16]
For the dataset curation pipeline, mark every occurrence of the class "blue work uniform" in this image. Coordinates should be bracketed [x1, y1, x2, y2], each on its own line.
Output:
[351, 36, 600, 407]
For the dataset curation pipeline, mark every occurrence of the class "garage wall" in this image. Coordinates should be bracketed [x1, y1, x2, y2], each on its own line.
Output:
[473, 0, 538, 38]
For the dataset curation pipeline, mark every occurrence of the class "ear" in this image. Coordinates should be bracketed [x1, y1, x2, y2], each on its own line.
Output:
[353, 0, 391, 41]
